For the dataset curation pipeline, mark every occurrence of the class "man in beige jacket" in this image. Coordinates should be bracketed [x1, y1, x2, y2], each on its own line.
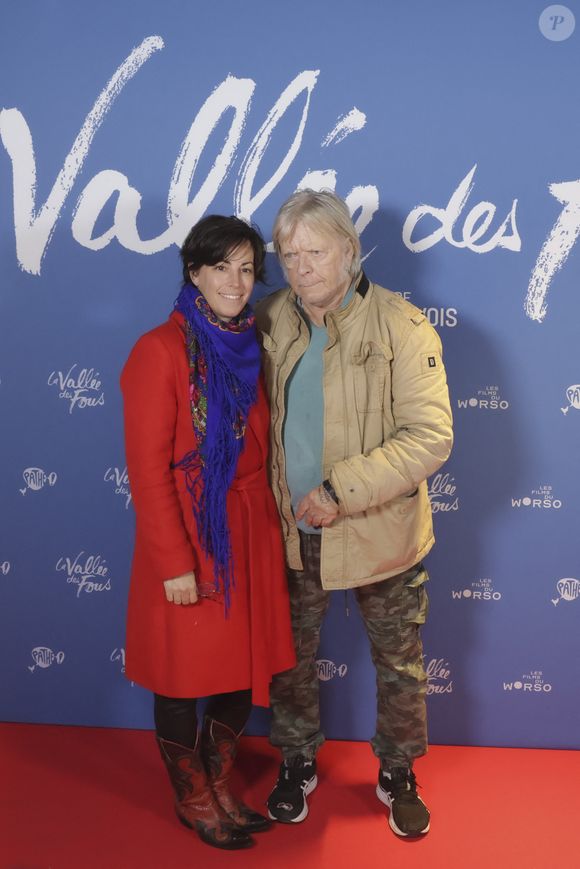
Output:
[256, 190, 453, 838]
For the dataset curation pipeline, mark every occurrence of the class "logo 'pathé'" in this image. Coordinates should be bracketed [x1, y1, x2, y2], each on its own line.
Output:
[425, 657, 453, 695]
[428, 473, 459, 513]
[20, 467, 57, 495]
[47, 364, 105, 414]
[561, 384, 580, 415]
[316, 659, 348, 681]
[551, 577, 580, 606]
[457, 385, 509, 411]
[451, 577, 501, 601]
[512, 485, 562, 509]
[104, 466, 132, 508]
[503, 670, 552, 693]
[28, 646, 65, 672]
[55, 551, 112, 598]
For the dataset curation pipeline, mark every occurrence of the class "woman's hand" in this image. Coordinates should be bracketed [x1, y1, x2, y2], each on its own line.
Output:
[163, 572, 198, 605]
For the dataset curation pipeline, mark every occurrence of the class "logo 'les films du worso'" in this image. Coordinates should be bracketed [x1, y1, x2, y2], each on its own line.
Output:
[511, 485, 562, 509]
[503, 671, 552, 693]
[451, 578, 501, 601]
[457, 386, 509, 411]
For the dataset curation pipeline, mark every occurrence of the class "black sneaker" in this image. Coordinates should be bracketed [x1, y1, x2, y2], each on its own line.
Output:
[376, 766, 430, 837]
[266, 756, 318, 823]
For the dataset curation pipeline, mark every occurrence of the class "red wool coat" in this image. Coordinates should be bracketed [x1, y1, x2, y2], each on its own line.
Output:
[121, 312, 295, 706]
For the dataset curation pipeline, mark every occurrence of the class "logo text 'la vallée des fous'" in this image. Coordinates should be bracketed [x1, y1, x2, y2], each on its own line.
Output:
[28, 646, 65, 672]
[47, 365, 105, 414]
[55, 551, 112, 598]
[1, 36, 579, 322]
[111, 648, 136, 685]
[111, 647, 126, 673]
[503, 671, 552, 693]
[552, 577, 580, 607]
[104, 466, 132, 508]
[316, 660, 348, 681]
[428, 473, 459, 513]
[20, 467, 57, 495]
[425, 658, 453, 695]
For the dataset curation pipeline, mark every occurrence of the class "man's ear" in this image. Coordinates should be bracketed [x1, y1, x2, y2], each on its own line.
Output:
[344, 239, 355, 270]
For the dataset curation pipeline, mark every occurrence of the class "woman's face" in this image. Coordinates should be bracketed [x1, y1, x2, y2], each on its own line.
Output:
[189, 242, 255, 321]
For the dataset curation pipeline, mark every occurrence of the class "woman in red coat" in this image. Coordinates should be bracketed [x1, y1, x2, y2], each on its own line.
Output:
[121, 216, 295, 851]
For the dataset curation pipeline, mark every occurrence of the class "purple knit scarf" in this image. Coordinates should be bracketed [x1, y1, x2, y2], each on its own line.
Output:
[173, 285, 260, 608]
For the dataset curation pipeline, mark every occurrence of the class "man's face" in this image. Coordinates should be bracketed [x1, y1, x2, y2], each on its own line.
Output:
[280, 222, 354, 314]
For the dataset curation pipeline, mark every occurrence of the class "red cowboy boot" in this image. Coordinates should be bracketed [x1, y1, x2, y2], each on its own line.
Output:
[156, 735, 254, 849]
[202, 716, 271, 833]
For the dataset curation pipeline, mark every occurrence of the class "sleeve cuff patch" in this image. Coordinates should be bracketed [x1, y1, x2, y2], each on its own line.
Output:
[421, 352, 441, 373]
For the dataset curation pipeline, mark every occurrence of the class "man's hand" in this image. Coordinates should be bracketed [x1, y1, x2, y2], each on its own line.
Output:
[296, 484, 340, 528]
[163, 572, 198, 605]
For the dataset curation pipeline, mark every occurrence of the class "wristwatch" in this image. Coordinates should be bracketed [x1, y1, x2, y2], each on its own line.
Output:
[322, 478, 339, 505]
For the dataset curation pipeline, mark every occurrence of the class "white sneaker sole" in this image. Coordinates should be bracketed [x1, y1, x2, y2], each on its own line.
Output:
[375, 783, 430, 837]
[268, 774, 318, 824]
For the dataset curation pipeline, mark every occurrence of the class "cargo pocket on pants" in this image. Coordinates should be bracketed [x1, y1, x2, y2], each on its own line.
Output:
[400, 565, 429, 644]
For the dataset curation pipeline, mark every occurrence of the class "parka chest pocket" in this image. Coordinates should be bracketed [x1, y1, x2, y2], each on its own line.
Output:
[352, 344, 389, 413]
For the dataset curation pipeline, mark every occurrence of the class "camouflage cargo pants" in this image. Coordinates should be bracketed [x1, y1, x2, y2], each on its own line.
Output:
[270, 532, 429, 768]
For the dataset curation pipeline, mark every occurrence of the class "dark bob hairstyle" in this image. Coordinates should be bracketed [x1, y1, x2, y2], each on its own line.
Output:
[180, 215, 266, 285]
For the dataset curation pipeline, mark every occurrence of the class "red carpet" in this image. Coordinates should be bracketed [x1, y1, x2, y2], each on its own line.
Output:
[1, 723, 578, 869]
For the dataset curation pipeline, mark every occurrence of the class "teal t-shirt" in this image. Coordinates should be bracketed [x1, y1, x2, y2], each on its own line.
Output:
[283, 286, 354, 534]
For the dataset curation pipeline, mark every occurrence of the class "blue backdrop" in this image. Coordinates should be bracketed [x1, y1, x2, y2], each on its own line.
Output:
[1, 1, 579, 749]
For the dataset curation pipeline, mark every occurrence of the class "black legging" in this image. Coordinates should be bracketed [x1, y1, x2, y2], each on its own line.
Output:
[154, 689, 252, 748]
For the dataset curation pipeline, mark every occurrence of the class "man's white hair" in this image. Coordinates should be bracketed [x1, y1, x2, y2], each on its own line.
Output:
[273, 189, 361, 278]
